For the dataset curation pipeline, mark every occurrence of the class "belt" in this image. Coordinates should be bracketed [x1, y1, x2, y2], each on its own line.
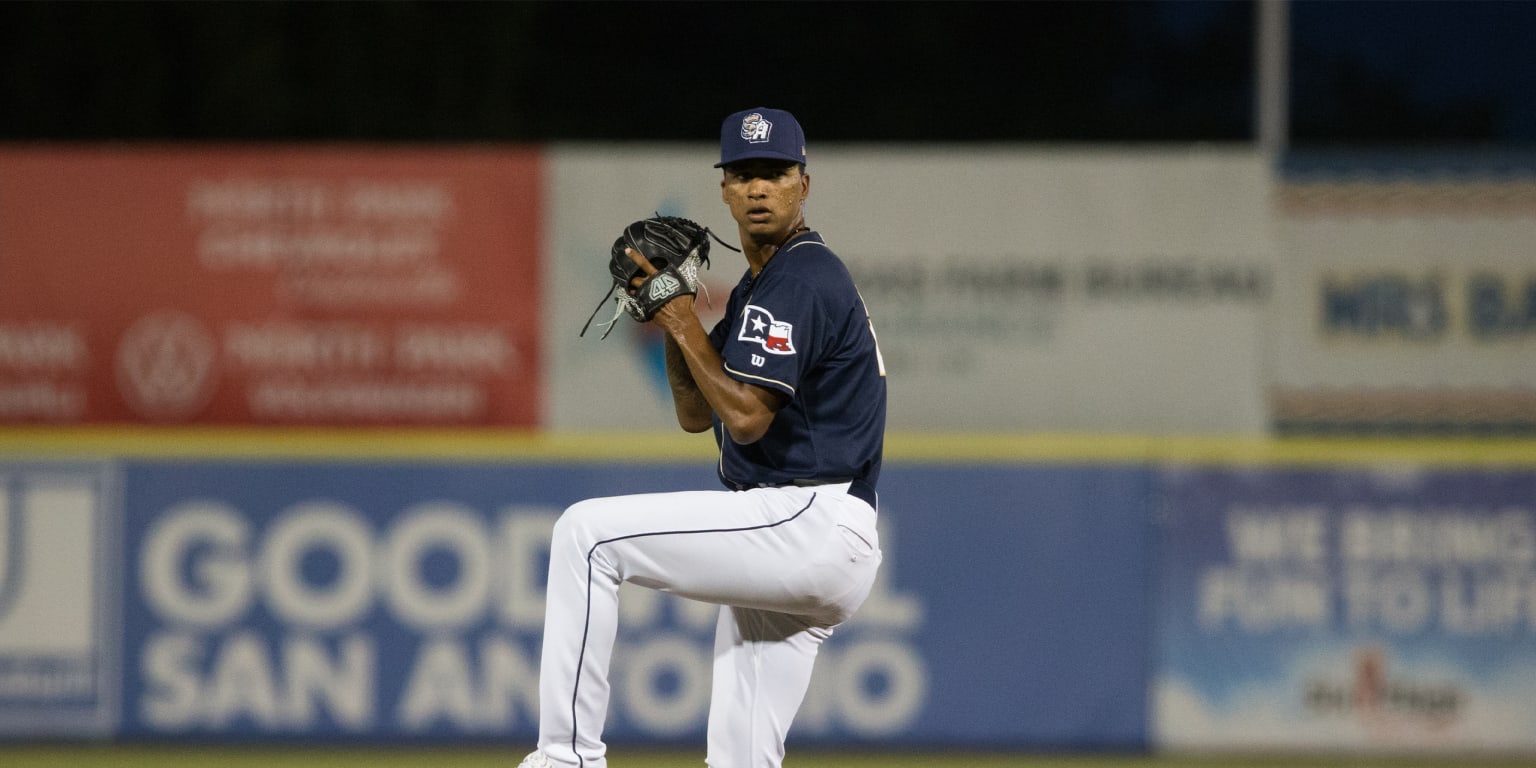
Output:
[788, 477, 853, 487]
[765, 476, 878, 509]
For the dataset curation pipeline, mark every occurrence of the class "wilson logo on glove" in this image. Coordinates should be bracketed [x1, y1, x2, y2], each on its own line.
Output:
[738, 305, 796, 355]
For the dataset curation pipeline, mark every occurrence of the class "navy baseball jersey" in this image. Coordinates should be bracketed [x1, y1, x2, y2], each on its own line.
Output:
[707, 232, 887, 502]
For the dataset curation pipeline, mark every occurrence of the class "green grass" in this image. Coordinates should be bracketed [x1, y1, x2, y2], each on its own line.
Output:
[2, 747, 1534, 768]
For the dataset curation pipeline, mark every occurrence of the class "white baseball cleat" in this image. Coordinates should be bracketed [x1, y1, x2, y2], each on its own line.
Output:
[517, 751, 553, 768]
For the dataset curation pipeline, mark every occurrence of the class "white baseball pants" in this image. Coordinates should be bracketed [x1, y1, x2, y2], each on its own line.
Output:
[535, 482, 881, 768]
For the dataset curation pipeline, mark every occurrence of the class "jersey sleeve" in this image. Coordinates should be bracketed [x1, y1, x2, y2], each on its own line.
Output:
[718, 272, 818, 397]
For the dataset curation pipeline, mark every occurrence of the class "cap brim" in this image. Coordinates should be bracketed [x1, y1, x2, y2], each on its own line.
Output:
[714, 151, 806, 168]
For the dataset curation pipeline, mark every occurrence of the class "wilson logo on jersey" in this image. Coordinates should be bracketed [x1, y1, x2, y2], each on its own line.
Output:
[738, 304, 796, 355]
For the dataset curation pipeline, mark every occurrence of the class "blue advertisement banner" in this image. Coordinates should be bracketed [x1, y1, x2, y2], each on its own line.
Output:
[119, 461, 713, 742]
[101, 460, 1153, 748]
[870, 464, 1152, 749]
[1152, 465, 1536, 753]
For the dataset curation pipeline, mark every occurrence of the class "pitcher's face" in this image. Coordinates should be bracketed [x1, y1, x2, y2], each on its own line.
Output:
[721, 160, 809, 244]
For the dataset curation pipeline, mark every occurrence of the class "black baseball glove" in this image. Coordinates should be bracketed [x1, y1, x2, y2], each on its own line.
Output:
[581, 215, 735, 338]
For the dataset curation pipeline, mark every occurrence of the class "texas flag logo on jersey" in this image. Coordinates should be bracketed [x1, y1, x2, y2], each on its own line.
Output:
[738, 304, 796, 355]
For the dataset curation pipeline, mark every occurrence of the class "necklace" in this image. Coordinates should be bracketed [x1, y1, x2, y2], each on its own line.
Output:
[750, 226, 813, 281]
[780, 225, 810, 246]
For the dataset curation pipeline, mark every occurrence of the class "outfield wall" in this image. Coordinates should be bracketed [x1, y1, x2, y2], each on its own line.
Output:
[1, 145, 1275, 433]
[0, 447, 1150, 749]
[1, 435, 1534, 754]
[7, 146, 1533, 434]
[5, 145, 1536, 752]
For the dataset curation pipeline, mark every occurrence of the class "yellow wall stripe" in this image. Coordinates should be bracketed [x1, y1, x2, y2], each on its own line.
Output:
[2, 428, 1535, 467]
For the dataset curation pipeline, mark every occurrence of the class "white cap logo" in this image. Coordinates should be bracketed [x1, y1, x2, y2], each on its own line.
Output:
[741, 113, 773, 143]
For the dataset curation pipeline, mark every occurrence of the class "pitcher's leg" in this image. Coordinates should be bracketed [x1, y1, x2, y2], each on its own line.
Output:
[536, 489, 785, 768]
[536, 500, 624, 768]
[536, 487, 870, 768]
[706, 606, 829, 768]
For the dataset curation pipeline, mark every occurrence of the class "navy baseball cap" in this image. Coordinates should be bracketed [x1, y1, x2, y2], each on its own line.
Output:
[714, 108, 807, 168]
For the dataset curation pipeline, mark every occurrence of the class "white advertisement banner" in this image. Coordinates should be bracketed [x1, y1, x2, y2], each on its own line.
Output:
[0, 461, 120, 736]
[1269, 179, 1536, 430]
[547, 146, 1275, 433]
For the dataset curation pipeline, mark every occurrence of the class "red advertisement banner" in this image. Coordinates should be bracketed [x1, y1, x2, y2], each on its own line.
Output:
[0, 146, 543, 426]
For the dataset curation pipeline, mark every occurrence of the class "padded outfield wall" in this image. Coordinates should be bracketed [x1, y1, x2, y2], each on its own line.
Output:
[8, 146, 1531, 435]
[2, 145, 1535, 754]
[0, 145, 1274, 433]
[1, 434, 1534, 754]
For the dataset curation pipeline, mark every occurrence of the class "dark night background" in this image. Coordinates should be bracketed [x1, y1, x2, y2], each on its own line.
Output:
[2, 0, 1534, 147]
